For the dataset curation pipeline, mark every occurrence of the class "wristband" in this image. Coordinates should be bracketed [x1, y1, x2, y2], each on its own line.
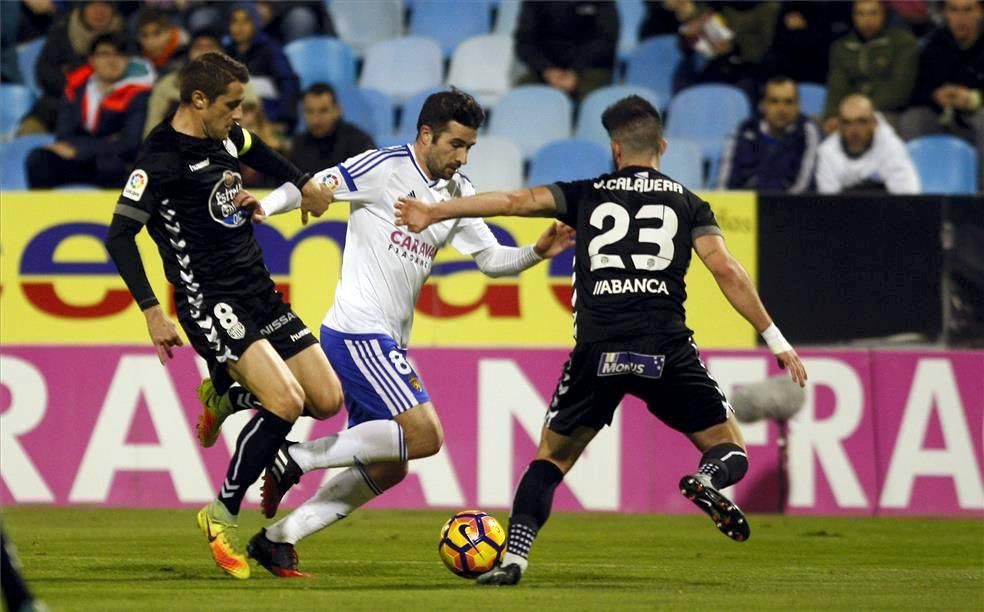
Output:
[761, 323, 792, 354]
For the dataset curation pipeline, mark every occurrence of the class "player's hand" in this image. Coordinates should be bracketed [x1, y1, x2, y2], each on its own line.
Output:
[775, 349, 808, 388]
[394, 197, 435, 233]
[143, 305, 184, 365]
[534, 222, 575, 258]
[300, 179, 334, 225]
[234, 189, 265, 224]
[45, 141, 77, 159]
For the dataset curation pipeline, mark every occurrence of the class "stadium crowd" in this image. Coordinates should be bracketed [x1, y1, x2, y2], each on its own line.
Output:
[0, 0, 981, 193]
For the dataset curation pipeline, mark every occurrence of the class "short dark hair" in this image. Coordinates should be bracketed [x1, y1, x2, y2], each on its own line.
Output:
[601, 95, 663, 155]
[763, 75, 798, 99]
[89, 32, 128, 56]
[416, 88, 485, 137]
[136, 7, 170, 31]
[178, 52, 250, 103]
[304, 82, 338, 103]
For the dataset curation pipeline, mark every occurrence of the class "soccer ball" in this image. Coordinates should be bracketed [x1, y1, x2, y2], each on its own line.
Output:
[438, 510, 506, 578]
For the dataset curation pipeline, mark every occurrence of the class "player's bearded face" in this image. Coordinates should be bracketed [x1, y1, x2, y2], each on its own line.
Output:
[201, 82, 246, 140]
[425, 121, 477, 180]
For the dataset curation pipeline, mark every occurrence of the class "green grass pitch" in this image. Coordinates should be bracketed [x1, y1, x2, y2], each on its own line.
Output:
[3, 507, 981, 611]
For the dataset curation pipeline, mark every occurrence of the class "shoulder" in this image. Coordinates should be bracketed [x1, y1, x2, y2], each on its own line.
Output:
[342, 145, 413, 177]
[887, 26, 918, 45]
[339, 120, 373, 140]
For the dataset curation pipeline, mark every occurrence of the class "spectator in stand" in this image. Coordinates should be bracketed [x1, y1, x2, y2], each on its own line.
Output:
[639, 1, 685, 38]
[514, 1, 619, 101]
[26, 33, 154, 188]
[239, 99, 290, 188]
[767, 1, 853, 86]
[717, 76, 819, 193]
[254, 1, 335, 43]
[289, 83, 376, 175]
[900, 0, 983, 170]
[17, 0, 125, 135]
[225, 2, 300, 131]
[672, 1, 780, 99]
[822, 0, 919, 134]
[815, 94, 921, 194]
[143, 28, 260, 137]
[135, 7, 189, 77]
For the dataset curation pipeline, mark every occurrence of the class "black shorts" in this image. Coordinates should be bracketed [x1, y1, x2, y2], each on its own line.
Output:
[178, 288, 318, 394]
[546, 334, 732, 436]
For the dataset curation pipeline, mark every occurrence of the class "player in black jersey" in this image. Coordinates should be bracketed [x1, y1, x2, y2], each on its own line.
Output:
[105, 52, 343, 580]
[395, 95, 808, 585]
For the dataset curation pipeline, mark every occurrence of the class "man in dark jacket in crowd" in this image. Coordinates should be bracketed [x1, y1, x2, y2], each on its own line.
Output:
[26, 33, 154, 188]
[900, 0, 983, 171]
[717, 76, 819, 192]
[225, 2, 300, 131]
[289, 83, 375, 174]
[514, 1, 618, 101]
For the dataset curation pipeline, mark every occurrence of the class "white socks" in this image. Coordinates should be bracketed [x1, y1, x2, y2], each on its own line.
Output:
[501, 552, 529, 573]
[265, 465, 380, 544]
[289, 420, 405, 473]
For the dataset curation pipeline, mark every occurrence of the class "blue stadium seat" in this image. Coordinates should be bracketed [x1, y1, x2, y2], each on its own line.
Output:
[332, 85, 394, 144]
[409, 0, 493, 58]
[488, 85, 573, 159]
[327, 0, 404, 57]
[17, 38, 45, 97]
[284, 36, 357, 90]
[527, 138, 612, 185]
[575, 84, 660, 149]
[907, 135, 979, 195]
[393, 86, 446, 144]
[1, 133, 54, 190]
[616, 0, 646, 62]
[0, 84, 34, 140]
[359, 36, 444, 104]
[660, 138, 704, 189]
[446, 34, 515, 108]
[798, 82, 826, 119]
[665, 84, 751, 160]
[463, 135, 524, 191]
[493, 0, 522, 34]
[623, 35, 681, 103]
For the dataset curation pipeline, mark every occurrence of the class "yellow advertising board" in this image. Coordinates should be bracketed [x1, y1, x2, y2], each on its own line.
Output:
[0, 191, 756, 347]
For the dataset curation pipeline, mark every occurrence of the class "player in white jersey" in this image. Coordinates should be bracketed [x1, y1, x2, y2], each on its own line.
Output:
[236, 89, 575, 577]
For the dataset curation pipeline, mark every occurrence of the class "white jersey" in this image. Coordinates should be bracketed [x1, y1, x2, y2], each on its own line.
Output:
[314, 144, 498, 347]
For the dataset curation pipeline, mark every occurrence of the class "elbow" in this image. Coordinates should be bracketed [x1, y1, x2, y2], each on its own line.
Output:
[711, 258, 743, 286]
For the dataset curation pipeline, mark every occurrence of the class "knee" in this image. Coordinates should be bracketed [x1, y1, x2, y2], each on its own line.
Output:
[264, 379, 305, 422]
[25, 148, 51, 187]
[305, 382, 344, 420]
[407, 419, 443, 459]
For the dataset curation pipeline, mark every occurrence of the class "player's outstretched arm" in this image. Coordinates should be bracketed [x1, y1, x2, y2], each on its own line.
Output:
[694, 233, 808, 387]
[395, 186, 558, 233]
[472, 222, 575, 278]
[105, 214, 183, 364]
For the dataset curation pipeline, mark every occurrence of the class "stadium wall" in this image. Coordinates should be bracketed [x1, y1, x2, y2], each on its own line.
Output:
[1, 193, 982, 515]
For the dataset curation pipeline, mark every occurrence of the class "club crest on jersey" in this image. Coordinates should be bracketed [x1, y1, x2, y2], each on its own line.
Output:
[208, 170, 249, 228]
[597, 352, 666, 379]
[122, 169, 148, 201]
